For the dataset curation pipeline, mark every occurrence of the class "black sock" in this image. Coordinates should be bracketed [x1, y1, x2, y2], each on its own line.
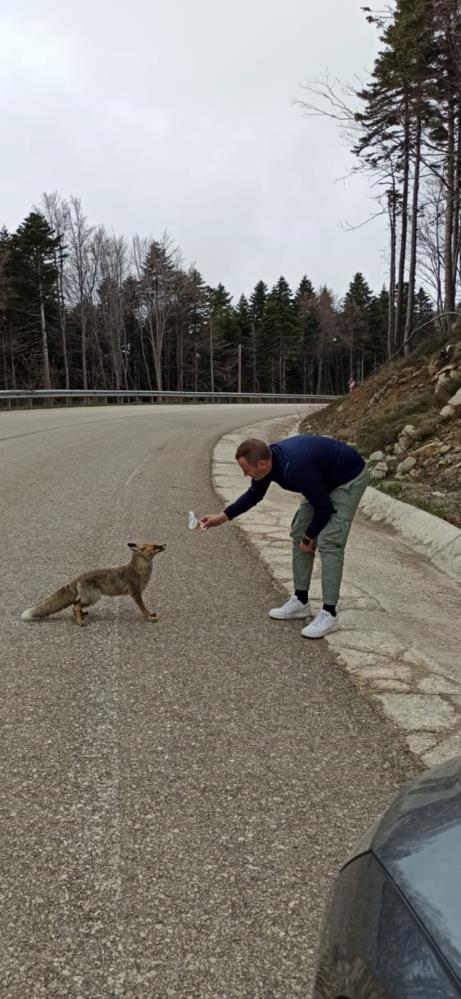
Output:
[323, 604, 336, 617]
[295, 589, 309, 605]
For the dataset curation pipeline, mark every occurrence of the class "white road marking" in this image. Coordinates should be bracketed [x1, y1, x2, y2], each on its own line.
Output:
[124, 454, 151, 487]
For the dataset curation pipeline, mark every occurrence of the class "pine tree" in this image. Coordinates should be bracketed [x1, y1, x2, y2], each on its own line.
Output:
[141, 236, 181, 391]
[171, 267, 208, 392]
[235, 295, 252, 392]
[412, 286, 435, 345]
[355, 1, 437, 349]
[207, 283, 236, 391]
[313, 287, 339, 394]
[249, 280, 267, 391]
[342, 272, 373, 381]
[368, 288, 390, 370]
[261, 278, 295, 393]
[6, 212, 61, 387]
[293, 276, 319, 393]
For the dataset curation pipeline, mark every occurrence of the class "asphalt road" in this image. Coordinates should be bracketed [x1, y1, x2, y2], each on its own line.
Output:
[0, 404, 417, 999]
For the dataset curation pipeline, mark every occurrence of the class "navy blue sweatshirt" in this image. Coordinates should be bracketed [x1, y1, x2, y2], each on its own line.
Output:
[224, 435, 365, 538]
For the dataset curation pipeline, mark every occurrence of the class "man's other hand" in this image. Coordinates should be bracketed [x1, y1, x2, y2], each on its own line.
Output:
[299, 538, 317, 556]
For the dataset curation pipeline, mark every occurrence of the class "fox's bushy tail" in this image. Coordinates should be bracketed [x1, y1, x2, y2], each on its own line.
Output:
[21, 584, 76, 621]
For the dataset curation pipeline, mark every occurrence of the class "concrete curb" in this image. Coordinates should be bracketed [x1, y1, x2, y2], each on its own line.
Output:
[359, 487, 461, 584]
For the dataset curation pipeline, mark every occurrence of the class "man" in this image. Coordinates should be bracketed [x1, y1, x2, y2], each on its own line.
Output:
[201, 435, 369, 639]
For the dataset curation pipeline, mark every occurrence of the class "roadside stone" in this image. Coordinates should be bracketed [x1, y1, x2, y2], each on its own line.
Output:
[406, 733, 439, 755]
[447, 386, 461, 408]
[328, 632, 409, 659]
[417, 676, 461, 696]
[370, 461, 388, 481]
[371, 679, 411, 693]
[368, 451, 385, 463]
[422, 732, 461, 767]
[397, 456, 417, 475]
[351, 665, 414, 683]
[337, 595, 382, 611]
[373, 694, 456, 732]
[440, 404, 456, 418]
[435, 371, 452, 395]
[334, 649, 412, 680]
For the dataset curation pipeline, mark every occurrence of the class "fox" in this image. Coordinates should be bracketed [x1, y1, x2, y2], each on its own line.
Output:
[21, 542, 166, 627]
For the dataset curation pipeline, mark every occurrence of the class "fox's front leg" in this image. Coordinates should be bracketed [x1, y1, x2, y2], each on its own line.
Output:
[131, 592, 158, 621]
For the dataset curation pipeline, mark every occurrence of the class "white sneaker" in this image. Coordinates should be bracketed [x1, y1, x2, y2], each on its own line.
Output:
[269, 595, 312, 620]
[301, 609, 338, 639]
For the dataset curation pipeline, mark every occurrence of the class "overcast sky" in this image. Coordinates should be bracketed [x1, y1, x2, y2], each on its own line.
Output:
[1, 0, 387, 301]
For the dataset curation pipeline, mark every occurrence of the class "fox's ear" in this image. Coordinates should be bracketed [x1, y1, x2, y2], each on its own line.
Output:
[127, 542, 137, 549]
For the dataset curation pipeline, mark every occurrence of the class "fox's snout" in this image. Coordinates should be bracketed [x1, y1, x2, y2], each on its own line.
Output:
[128, 542, 166, 556]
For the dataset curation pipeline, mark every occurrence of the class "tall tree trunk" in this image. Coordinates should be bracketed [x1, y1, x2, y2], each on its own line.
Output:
[177, 325, 184, 391]
[54, 241, 69, 389]
[80, 310, 88, 389]
[138, 326, 152, 390]
[38, 277, 51, 388]
[316, 338, 324, 394]
[444, 98, 456, 319]
[2, 336, 7, 388]
[146, 307, 163, 391]
[40, 192, 70, 389]
[194, 347, 199, 393]
[404, 117, 422, 355]
[395, 106, 411, 345]
[151, 341, 163, 392]
[9, 328, 16, 389]
[387, 185, 397, 357]
[209, 316, 214, 393]
[452, 107, 461, 292]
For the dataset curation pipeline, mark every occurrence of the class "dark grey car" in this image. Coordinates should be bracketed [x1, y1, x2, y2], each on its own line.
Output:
[312, 755, 461, 998]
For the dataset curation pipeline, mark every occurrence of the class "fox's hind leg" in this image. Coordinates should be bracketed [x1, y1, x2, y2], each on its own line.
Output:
[72, 600, 88, 627]
[72, 582, 100, 627]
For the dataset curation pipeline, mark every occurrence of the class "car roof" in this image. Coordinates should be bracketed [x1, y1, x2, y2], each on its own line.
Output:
[370, 755, 461, 983]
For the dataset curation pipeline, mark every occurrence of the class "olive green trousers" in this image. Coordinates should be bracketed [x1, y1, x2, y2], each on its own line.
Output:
[289, 466, 369, 606]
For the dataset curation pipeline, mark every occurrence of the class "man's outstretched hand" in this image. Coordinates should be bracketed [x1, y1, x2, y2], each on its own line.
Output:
[200, 513, 228, 529]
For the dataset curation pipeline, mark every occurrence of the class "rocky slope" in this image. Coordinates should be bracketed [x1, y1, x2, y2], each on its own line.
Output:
[301, 324, 461, 528]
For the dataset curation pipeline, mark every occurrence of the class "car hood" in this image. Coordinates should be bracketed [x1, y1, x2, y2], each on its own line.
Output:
[370, 756, 461, 981]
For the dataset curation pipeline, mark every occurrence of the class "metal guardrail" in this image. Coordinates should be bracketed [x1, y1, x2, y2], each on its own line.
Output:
[0, 389, 338, 405]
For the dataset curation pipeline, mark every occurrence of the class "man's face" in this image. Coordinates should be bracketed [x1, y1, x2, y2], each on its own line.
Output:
[237, 456, 272, 481]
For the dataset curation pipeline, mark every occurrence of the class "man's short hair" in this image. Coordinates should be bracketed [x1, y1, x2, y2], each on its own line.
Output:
[235, 438, 271, 464]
